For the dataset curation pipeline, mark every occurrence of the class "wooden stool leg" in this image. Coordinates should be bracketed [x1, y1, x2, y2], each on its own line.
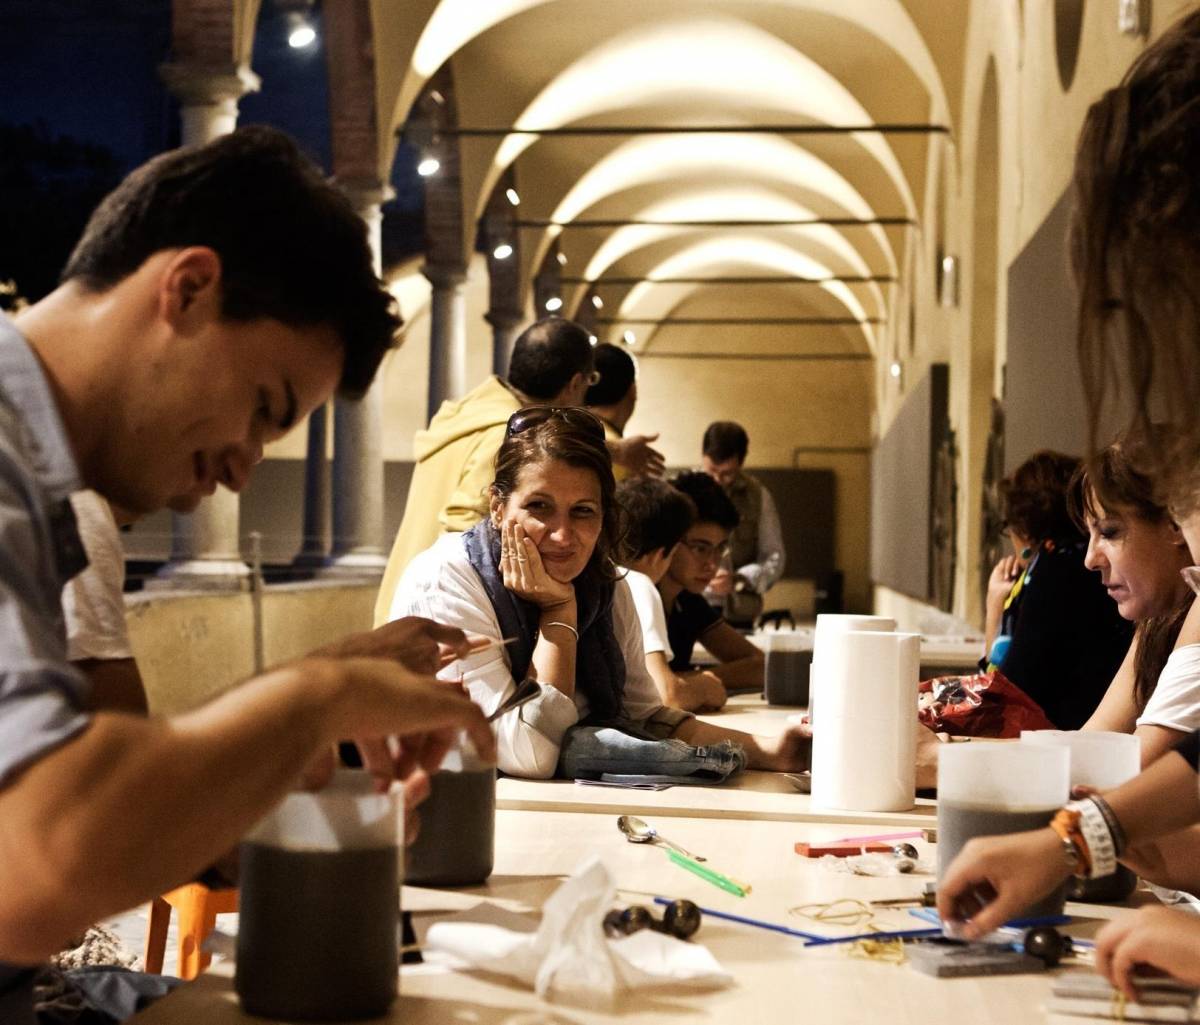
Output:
[142, 897, 171, 974]
[175, 886, 219, 981]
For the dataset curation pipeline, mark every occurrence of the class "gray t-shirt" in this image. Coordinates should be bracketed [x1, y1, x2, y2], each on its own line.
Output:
[0, 313, 92, 1015]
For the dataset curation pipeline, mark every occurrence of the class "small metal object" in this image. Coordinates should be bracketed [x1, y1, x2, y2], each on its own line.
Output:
[662, 899, 702, 940]
[617, 815, 707, 861]
[603, 901, 702, 940]
[1023, 927, 1071, 967]
[893, 843, 919, 860]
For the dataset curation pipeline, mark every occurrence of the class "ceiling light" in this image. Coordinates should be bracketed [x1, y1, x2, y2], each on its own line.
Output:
[545, 297, 563, 312]
[286, 11, 316, 48]
[591, 295, 603, 310]
[492, 243, 513, 260]
[588, 334, 598, 346]
[556, 252, 568, 266]
[889, 361, 902, 379]
[622, 330, 636, 346]
[505, 188, 520, 206]
[417, 156, 440, 177]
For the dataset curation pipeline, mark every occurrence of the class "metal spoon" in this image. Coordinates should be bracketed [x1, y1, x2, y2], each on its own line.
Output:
[617, 814, 707, 862]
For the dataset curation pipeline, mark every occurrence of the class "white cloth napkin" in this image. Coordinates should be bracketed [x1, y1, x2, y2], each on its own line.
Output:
[423, 856, 732, 1006]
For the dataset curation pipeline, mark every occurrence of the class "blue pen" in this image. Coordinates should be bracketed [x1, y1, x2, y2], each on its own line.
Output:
[652, 896, 823, 942]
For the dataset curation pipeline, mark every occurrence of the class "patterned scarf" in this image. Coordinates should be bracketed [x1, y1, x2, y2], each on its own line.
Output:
[462, 520, 625, 721]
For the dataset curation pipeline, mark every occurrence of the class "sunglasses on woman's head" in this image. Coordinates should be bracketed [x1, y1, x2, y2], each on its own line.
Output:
[505, 405, 606, 441]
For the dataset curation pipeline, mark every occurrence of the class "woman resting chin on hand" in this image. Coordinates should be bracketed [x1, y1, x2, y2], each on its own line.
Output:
[387, 405, 810, 780]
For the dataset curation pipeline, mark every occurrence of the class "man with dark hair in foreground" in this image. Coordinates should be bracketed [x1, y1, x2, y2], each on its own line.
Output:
[0, 126, 493, 1023]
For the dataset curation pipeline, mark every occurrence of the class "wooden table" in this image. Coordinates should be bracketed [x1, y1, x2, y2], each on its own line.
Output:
[497, 775, 937, 827]
[132, 811, 1132, 1024]
[497, 694, 936, 827]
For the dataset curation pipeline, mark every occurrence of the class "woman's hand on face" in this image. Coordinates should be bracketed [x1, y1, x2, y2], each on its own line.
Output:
[1096, 906, 1200, 1001]
[986, 555, 1023, 610]
[499, 519, 575, 609]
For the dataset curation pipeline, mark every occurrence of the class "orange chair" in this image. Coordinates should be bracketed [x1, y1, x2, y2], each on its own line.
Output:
[143, 883, 238, 980]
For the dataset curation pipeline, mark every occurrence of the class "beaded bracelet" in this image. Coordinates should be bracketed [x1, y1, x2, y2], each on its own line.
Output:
[1089, 794, 1127, 858]
[1073, 797, 1119, 878]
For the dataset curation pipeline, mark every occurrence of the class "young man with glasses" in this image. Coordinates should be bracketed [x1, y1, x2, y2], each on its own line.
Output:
[659, 472, 765, 695]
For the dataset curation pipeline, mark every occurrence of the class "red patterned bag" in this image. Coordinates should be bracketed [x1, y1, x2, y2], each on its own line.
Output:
[918, 670, 1056, 738]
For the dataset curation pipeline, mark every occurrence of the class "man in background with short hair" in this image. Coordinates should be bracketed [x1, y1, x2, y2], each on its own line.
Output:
[700, 421, 785, 627]
[586, 342, 660, 483]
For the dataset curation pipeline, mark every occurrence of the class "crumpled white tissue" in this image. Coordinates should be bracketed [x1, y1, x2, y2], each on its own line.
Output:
[422, 856, 732, 1006]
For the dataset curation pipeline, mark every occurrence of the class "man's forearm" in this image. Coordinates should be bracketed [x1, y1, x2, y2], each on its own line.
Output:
[666, 671, 724, 712]
[672, 718, 774, 768]
[708, 654, 764, 689]
[0, 662, 335, 962]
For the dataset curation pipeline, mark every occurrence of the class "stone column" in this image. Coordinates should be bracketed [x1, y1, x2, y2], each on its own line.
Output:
[321, 181, 391, 579]
[424, 264, 469, 421]
[152, 62, 260, 591]
[486, 308, 522, 377]
[291, 403, 331, 571]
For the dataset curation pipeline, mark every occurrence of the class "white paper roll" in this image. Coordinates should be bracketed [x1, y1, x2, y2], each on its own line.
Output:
[810, 631, 919, 812]
[809, 614, 895, 724]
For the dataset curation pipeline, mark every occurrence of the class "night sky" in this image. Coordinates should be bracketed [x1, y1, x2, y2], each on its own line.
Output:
[0, 0, 423, 301]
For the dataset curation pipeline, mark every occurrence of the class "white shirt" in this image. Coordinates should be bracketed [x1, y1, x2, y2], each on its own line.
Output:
[389, 533, 673, 779]
[63, 490, 131, 661]
[1137, 643, 1200, 734]
[622, 568, 672, 660]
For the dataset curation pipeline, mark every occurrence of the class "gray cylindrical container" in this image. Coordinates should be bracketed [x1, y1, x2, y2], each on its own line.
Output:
[406, 733, 496, 886]
[236, 769, 400, 1022]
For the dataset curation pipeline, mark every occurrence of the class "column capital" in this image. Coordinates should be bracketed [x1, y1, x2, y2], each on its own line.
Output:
[422, 263, 468, 290]
[334, 177, 394, 215]
[484, 307, 523, 331]
[158, 62, 260, 106]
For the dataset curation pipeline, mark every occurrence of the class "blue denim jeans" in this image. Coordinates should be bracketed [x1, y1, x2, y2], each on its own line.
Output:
[557, 720, 746, 784]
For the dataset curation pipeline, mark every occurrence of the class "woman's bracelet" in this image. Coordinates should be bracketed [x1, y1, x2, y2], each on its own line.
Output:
[1050, 798, 1120, 879]
[541, 620, 579, 641]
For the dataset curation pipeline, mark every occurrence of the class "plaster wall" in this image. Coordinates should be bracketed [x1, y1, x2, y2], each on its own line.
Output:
[128, 583, 376, 715]
[878, 0, 1197, 632]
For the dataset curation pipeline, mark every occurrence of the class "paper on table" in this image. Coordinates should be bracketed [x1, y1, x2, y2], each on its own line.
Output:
[423, 857, 731, 1007]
